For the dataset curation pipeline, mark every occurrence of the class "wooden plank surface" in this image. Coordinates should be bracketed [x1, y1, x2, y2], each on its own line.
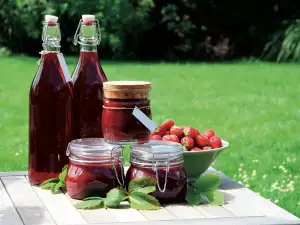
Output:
[65, 193, 117, 224]
[106, 202, 147, 222]
[139, 207, 177, 221]
[0, 180, 24, 225]
[1, 176, 55, 225]
[162, 203, 206, 219]
[0, 171, 28, 177]
[193, 204, 234, 218]
[31, 186, 87, 225]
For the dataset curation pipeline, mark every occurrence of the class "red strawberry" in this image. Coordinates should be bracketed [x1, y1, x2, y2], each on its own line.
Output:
[170, 126, 184, 137]
[165, 131, 170, 135]
[190, 147, 202, 152]
[158, 120, 175, 131]
[162, 135, 180, 143]
[210, 136, 222, 149]
[149, 135, 162, 141]
[195, 135, 209, 147]
[202, 146, 212, 150]
[203, 129, 215, 140]
[183, 127, 199, 138]
[181, 136, 194, 150]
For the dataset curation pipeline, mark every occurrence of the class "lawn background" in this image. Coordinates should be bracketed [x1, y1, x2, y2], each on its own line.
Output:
[0, 56, 299, 217]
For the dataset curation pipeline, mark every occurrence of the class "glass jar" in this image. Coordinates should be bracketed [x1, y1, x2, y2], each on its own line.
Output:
[126, 140, 187, 203]
[66, 138, 125, 200]
[102, 81, 152, 144]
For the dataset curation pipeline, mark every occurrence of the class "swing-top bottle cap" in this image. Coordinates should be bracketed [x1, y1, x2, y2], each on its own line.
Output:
[82, 15, 95, 25]
[45, 15, 58, 25]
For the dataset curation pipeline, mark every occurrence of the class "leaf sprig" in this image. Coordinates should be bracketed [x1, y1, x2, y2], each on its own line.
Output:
[186, 174, 224, 206]
[40, 165, 68, 194]
[75, 177, 160, 210]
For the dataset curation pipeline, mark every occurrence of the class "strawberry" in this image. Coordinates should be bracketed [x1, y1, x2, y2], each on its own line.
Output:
[162, 135, 180, 143]
[165, 131, 170, 135]
[195, 135, 209, 147]
[202, 146, 212, 150]
[170, 126, 184, 137]
[203, 129, 215, 140]
[181, 136, 194, 150]
[210, 136, 222, 149]
[190, 147, 202, 152]
[158, 120, 175, 132]
[151, 130, 166, 137]
[149, 135, 162, 141]
[183, 127, 199, 138]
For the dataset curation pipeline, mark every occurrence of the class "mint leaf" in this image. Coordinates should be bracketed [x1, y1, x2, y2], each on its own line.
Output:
[104, 188, 127, 208]
[203, 190, 224, 206]
[129, 191, 160, 210]
[128, 177, 156, 193]
[75, 199, 104, 209]
[51, 181, 64, 194]
[40, 178, 59, 189]
[186, 186, 202, 205]
[195, 174, 221, 193]
[59, 165, 68, 184]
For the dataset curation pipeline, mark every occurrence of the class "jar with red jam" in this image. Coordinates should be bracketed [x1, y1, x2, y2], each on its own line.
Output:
[66, 138, 125, 200]
[102, 81, 152, 144]
[126, 140, 187, 203]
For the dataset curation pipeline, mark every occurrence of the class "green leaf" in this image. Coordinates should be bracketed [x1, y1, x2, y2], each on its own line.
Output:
[83, 197, 104, 201]
[104, 188, 127, 208]
[186, 186, 202, 205]
[51, 181, 64, 194]
[40, 178, 59, 189]
[59, 165, 68, 184]
[195, 174, 221, 193]
[75, 199, 105, 210]
[128, 177, 156, 193]
[134, 186, 156, 194]
[203, 190, 224, 206]
[129, 191, 160, 210]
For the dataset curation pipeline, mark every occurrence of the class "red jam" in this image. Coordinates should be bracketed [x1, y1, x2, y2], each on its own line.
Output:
[126, 164, 187, 203]
[66, 162, 124, 200]
[102, 99, 151, 143]
[126, 140, 187, 203]
[65, 138, 125, 200]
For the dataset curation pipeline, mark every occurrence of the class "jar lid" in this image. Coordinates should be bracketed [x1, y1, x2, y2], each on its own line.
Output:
[103, 81, 151, 90]
[67, 138, 122, 162]
[130, 140, 183, 166]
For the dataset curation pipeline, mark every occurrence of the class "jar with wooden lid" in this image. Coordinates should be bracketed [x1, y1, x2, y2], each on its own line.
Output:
[102, 81, 151, 144]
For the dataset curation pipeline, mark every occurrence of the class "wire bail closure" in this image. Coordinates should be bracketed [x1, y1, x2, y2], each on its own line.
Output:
[73, 19, 101, 46]
[152, 152, 170, 193]
[110, 146, 125, 187]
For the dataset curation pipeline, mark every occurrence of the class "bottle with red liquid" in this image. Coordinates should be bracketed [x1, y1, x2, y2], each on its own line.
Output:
[28, 15, 73, 185]
[72, 15, 108, 139]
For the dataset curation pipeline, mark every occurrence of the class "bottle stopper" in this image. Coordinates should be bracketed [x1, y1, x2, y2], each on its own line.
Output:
[45, 15, 58, 25]
[82, 15, 95, 25]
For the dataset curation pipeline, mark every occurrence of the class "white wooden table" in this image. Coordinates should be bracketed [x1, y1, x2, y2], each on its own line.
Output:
[1, 168, 299, 225]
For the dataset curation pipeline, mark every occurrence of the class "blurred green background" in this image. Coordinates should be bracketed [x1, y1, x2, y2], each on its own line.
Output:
[0, 0, 300, 218]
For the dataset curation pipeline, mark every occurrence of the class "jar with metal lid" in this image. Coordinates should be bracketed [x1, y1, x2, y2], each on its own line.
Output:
[125, 140, 187, 203]
[102, 81, 152, 144]
[66, 138, 125, 200]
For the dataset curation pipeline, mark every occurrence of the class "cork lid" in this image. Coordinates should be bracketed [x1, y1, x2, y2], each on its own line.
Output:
[103, 81, 151, 99]
[103, 81, 151, 90]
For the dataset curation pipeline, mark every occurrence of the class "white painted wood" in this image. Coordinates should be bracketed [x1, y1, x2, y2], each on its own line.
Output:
[162, 203, 206, 219]
[106, 202, 147, 222]
[0, 172, 28, 177]
[193, 205, 234, 218]
[31, 186, 87, 225]
[1, 176, 55, 225]
[139, 207, 176, 221]
[0, 180, 24, 225]
[65, 193, 117, 224]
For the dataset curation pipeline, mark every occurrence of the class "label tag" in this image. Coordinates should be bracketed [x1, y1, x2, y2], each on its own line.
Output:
[132, 106, 157, 132]
[57, 53, 72, 82]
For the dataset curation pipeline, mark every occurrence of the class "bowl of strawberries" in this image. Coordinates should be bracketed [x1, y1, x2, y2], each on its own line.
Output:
[149, 120, 229, 179]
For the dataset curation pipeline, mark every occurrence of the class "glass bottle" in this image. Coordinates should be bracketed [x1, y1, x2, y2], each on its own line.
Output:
[29, 15, 73, 185]
[72, 15, 108, 139]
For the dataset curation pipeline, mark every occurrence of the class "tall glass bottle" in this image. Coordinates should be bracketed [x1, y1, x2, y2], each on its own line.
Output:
[29, 15, 73, 185]
[72, 15, 108, 139]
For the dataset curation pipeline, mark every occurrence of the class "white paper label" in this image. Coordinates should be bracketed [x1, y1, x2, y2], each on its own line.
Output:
[57, 53, 72, 82]
[132, 106, 157, 132]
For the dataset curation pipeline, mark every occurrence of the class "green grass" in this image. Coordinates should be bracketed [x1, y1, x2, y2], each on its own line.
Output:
[0, 55, 299, 217]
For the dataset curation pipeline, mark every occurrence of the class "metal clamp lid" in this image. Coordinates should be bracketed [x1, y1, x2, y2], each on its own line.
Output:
[73, 19, 101, 46]
[152, 152, 170, 193]
[110, 146, 125, 187]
